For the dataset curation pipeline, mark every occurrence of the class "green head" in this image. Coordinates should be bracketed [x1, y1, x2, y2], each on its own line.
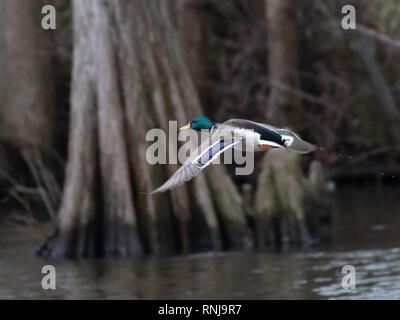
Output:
[180, 117, 215, 132]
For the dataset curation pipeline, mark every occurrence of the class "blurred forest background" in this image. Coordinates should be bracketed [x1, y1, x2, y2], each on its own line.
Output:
[0, 0, 399, 259]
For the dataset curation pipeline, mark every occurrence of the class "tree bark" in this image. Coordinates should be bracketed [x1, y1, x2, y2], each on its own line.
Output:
[39, 0, 142, 258]
[0, 0, 55, 150]
[349, 33, 400, 138]
[178, 0, 208, 97]
[255, 150, 331, 247]
[265, 0, 301, 126]
[0, 0, 59, 213]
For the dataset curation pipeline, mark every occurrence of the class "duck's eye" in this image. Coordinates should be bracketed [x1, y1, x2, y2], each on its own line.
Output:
[192, 120, 197, 124]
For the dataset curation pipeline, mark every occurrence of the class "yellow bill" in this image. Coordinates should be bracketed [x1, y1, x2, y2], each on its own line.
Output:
[179, 123, 191, 131]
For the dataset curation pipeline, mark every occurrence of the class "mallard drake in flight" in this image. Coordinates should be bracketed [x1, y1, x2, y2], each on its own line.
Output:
[150, 117, 317, 194]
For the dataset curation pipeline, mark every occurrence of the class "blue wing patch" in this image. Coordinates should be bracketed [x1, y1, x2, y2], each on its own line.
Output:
[197, 140, 228, 166]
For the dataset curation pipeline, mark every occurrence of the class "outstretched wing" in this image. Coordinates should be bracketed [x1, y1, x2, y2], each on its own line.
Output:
[150, 138, 241, 195]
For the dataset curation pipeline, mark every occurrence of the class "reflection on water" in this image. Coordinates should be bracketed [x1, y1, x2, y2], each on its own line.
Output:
[1, 186, 399, 299]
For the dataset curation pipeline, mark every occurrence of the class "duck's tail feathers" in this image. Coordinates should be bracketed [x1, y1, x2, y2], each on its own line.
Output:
[287, 140, 318, 154]
[277, 128, 318, 154]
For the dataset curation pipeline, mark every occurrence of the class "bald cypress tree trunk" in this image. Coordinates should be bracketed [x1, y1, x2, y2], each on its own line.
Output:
[40, 0, 252, 258]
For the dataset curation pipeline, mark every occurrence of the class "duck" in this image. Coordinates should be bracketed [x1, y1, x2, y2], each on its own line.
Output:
[150, 117, 317, 194]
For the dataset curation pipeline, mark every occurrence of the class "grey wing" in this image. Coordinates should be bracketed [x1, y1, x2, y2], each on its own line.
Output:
[150, 138, 241, 195]
[149, 161, 203, 195]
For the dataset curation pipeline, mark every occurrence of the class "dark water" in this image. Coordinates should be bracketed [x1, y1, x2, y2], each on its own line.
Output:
[1, 186, 400, 299]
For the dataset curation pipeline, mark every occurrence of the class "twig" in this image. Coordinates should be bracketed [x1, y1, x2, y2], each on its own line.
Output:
[342, 144, 400, 167]
[8, 190, 46, 238]
[24, 158, 58, 227]
[331, 144, 400, 177]
[267, 78, 351, 119]
[0, 166, 58, 229]
[357, 24, 400, 49]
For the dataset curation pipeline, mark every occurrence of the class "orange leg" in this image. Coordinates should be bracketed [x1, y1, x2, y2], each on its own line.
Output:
[259, 144, 275, 149]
